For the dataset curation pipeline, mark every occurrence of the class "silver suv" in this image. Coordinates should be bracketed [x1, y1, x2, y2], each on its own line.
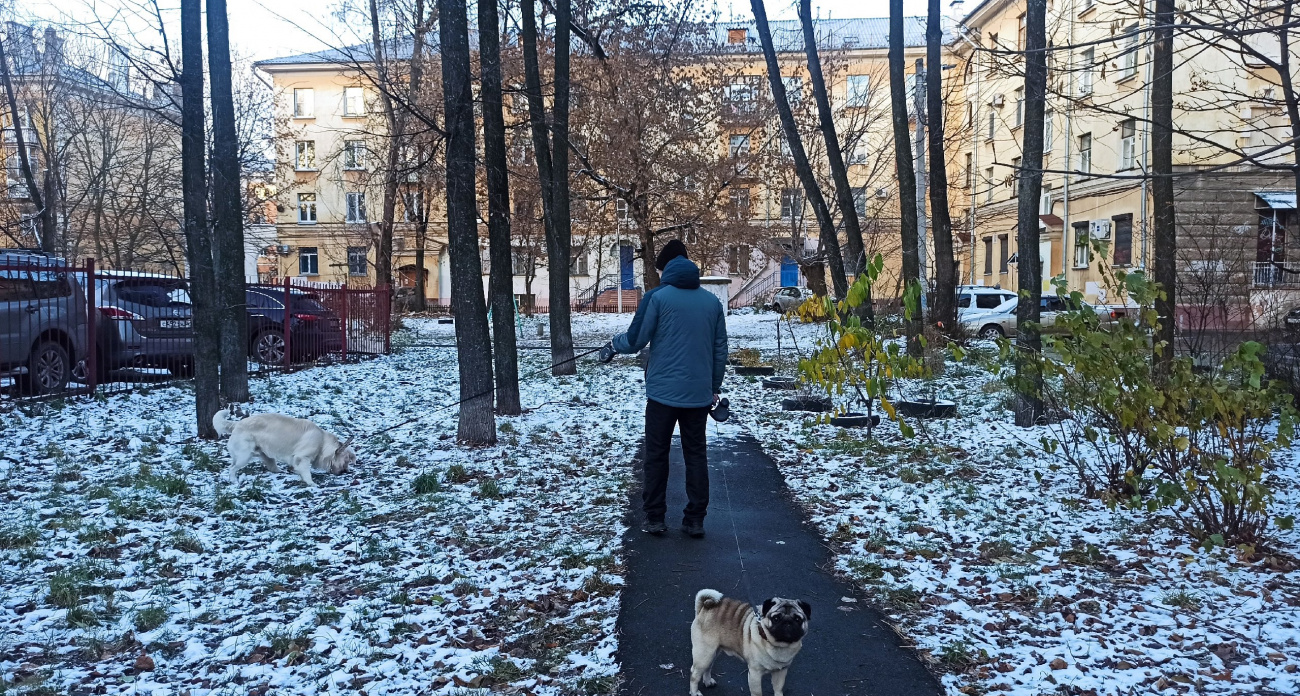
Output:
[769, 286, 816, 313]
[0, 251, 89, 394]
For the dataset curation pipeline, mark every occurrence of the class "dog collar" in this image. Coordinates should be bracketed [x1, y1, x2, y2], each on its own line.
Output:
[758, 625, 770, 642]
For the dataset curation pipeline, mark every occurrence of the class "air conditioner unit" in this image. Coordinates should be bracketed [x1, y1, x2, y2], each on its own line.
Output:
[1089, 220, 1111, 239]
[875, 187, 890, 199]
[406, 172, 420, 182]
[277, 244, 292, 255]
[991, 93, 1005, 107]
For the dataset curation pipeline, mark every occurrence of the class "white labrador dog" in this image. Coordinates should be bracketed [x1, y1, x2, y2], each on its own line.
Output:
[213, 408, 355, 488]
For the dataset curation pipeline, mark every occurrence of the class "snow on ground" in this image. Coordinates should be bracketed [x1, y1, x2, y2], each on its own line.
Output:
[0, 315, 645, 696]
[722, 310, 1300, 696]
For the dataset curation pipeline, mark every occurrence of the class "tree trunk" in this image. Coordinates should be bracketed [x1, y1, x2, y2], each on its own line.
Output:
[889, 0, 922, 354]
[1281, 4, 1300, 198]
[369, 0, 402, 292]
[1152, 0, 1176, 372]
[926, 0, 957, 332]
[180, 0, 221, 439]
[414, 216, 429, 311]
[479, 0, 522, 414]
[751, 0, 847, 299]
[798, 0, 870, 320]
[439, 0, 496, 444]
[1014, 0, 1048, 427]
[0, 35, 51, 250]
[207, 0, 249, 403]
[547, 0, 576, 375]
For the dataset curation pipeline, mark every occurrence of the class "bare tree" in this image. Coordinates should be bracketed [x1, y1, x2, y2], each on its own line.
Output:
[479, 0, 521, 414]
[207, 0, 249, 403]
[181, 0, 221, 438]
[1014, 0, 1048, 427]
[1151, 0, 1176, 372]
[751, 0, 847, 299]
[926, 0, 957, 330]
[439, 0, 495, 443]
[889, 0, 921, 353]
[0, 29, 53, 250]
[368, 0, 402, 292]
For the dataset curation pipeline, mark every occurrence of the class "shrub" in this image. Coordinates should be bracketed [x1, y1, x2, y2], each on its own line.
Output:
[412, 471, 441, 495]
[134, 605, 169, 632]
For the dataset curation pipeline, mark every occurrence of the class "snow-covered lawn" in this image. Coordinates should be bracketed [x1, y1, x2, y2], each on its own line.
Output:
[723, 311, 1300, 696]
[0, 316, 642, 696]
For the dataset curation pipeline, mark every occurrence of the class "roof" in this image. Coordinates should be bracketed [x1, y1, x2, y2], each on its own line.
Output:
[255, 16, 927, 69]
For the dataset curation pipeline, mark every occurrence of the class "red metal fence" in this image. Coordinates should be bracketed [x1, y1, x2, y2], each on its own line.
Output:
[0, 253, 390, 403]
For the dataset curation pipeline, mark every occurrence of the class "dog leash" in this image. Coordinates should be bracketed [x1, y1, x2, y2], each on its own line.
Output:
[719, 449, 759, 607]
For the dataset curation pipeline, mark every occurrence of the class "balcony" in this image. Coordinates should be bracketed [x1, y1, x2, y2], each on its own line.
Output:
[1252, 261, 1300, 288]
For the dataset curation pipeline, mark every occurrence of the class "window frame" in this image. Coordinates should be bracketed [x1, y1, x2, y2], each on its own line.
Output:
[845, 74, 871, 107]
[1072, 221, 1090, 268]
[983, 236, 994, 275]
[1119, 25, 1140, 81]
[1112, 213, 1134, 266]
[1119, 119, 1137, 170]
[1079, 48, 1095, 96]
[345, 191, 367, 223]
[292, 88, 314, 118]
[347, 246, 368, 276]
[780, 188, 802, 219]
[728, 133, 751, 158]
[294, 140, 316, 171]
[342, 140, 367, 170]
[1077, 132, 1092, 177]
[296, 193, 317, 224]
[343, 86, 366, 117]
[998, 234, 1010, 274]
[299, 246, 319, 275]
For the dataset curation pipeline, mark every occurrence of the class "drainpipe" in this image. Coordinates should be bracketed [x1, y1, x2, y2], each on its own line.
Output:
[914, 57, 930, 295]
[1138, 0, 1154, 270]
[959, 28, 981, 285]
[1062, 0, 1074, 288]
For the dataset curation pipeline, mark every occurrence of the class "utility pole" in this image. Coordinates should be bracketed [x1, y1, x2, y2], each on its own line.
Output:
[913, 58, 929, 305]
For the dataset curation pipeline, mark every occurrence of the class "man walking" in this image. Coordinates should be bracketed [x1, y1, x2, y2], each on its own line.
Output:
[600, 240, 727, 537]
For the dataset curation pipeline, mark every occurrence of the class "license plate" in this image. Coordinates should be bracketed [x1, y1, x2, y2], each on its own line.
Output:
[160, 319, 191, 329]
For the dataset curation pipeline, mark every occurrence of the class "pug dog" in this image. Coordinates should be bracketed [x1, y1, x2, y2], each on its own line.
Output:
[689, 588, 811, 696]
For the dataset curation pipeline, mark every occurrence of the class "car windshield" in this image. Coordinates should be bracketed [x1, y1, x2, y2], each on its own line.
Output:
[114, 280, 191, 308]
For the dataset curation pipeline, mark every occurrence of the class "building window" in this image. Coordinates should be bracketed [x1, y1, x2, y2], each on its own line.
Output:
[964, 152, 973, 187]
[848, 139, 869, 164]
[1079, 48, 1095, 96]
[780, 188, 802, 219]
[1072, 222, 1090, 268]
[1113, 213, 1133, 265]
[726, 245, 752, 275]
[299, 246, 319, 275]
[343, 140, 366, 170]
[723, 75, 760, 115]
[782, 76, 803, 103]
[985, 167, 995, 203]
[403, 191, 423, 222]
[1119, 119, 1136, 170]
[852, 186, 867, 216]
[297, 193, 316, 224]
[1009, 157, 1021, 198]
[846, 74, 870, 106]
[1040, 184, 1052, 215]
[1017, 13, 1027, 51]
[344, 86, 366, 116]
[1080, 0, 1094, 12]
[729, 134, 750, 158]
[570, 247, 589, 276]
[347, 247, 368, 276]
[1078, 133, 1092, 176]
[616, 198, 629, 222]
[346, 192, 367, 223]
[987, 111, 996, 141]
[778, 132, 792, 158]
[510, 248, 532, 276]
[293, 88, 314, 117]
[729, 188, 750, 219]
[1119, 25, 1140, 80]
[1014, 87, 1025, 127]
[1044, 110, 1054, 152]
[998, 234, 1010, 274]
[983, 236, 994, 275]
[294, 140, 316, 170]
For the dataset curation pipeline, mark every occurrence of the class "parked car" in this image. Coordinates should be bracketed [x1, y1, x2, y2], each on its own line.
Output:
[245, 288, 344, 364]
[961, 295, 1111, 339]
[94, 272, 194, 378]
[956, 285, 1017, 320]
[0, 251, 89, 394]
[768, 286, 817, 313]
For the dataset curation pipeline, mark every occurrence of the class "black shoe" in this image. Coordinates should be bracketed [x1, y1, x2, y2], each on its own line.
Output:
[681, 521, 705, 538]
[643, 520, 667, 535]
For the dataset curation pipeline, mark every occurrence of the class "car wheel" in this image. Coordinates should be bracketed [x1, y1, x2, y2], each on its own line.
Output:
[22, 341, 71, 395]
[978, 325, 1004, 340]
[253, 331, 287, 365]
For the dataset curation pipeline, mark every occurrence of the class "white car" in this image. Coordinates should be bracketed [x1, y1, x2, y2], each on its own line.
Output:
[769, 286, 817, 313]
[961, 295, 1112, 339]
[956, 286, 1017, 321]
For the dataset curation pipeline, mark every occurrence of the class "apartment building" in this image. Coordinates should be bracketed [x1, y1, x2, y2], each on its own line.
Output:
[255, 17, 929, 308]
[951, 0, 1295, 326]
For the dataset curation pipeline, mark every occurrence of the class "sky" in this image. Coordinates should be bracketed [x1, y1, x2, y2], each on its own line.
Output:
[25, 0, 935, 64]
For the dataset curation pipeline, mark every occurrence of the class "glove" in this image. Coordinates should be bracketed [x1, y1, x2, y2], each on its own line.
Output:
[598, 342, 616, 364]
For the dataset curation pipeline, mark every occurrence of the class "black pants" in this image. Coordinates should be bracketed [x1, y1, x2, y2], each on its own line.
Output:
[643, 398, 710, 524]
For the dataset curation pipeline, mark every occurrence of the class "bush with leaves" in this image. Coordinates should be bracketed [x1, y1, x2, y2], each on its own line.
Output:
[797, 255, 938, 437]
[1031, 267, 1296, 545]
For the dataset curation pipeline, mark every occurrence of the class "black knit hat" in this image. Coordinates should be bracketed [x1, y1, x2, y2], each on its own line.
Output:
[655, 239, 689, 271]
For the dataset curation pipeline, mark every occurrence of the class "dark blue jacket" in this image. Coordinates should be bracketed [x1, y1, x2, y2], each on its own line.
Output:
[612, 257, 727, 408]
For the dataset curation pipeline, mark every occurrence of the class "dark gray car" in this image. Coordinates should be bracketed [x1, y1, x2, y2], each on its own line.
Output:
[0, 251, 89, 395]
[94, 272, 194, 377]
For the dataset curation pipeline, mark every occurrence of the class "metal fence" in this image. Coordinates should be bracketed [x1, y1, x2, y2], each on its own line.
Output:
[0, 253, 391, 403]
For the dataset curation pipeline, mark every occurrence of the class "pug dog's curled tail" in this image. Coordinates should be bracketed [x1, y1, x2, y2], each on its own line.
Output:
[695, 588, 724, 614]
[212, 408, 237, 437]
